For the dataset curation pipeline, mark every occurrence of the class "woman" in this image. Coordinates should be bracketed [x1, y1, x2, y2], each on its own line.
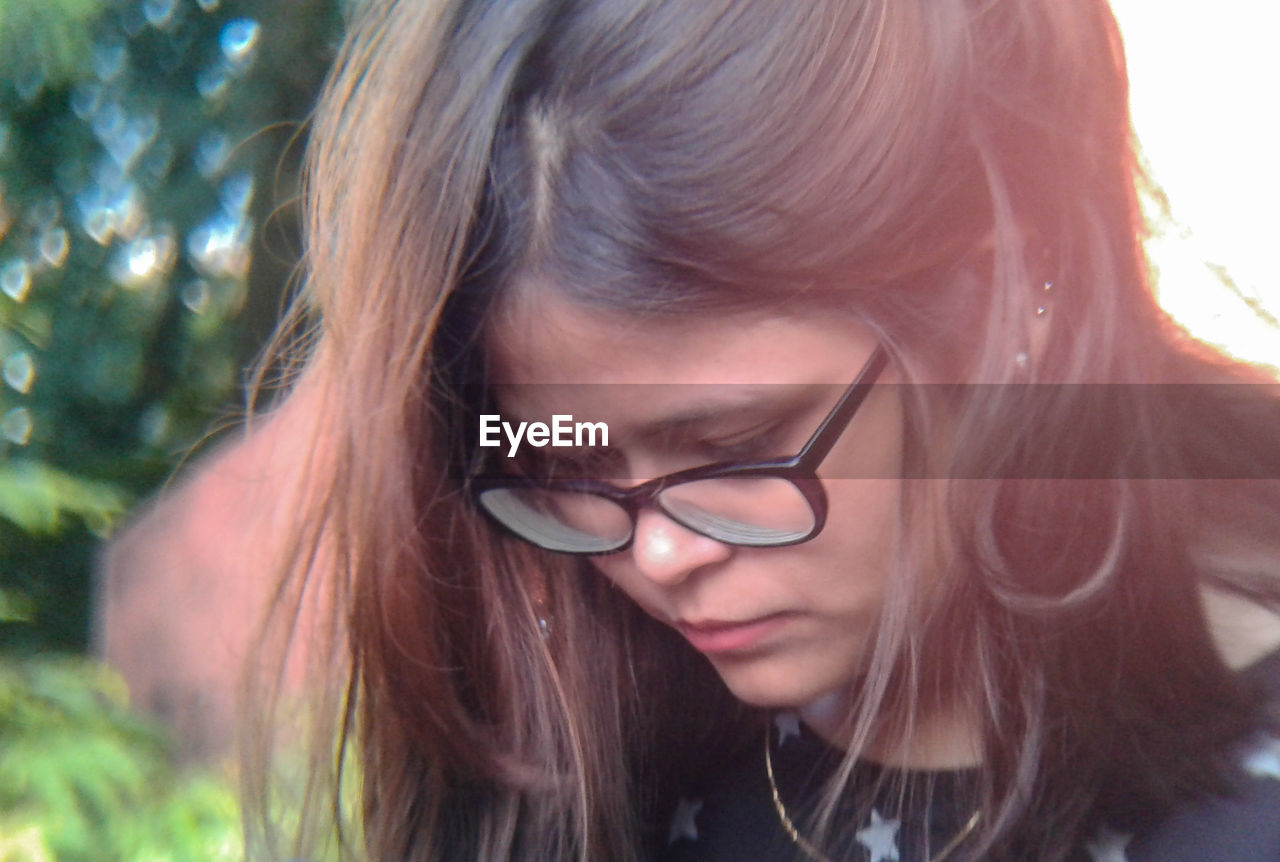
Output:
[245, 0, 1280, 859]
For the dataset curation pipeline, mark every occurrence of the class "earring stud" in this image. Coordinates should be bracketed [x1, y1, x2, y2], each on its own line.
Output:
[1035, 280, 1053, 316]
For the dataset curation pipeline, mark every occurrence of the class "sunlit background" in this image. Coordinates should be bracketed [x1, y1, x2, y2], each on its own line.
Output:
[1112, 0, 1280, 372]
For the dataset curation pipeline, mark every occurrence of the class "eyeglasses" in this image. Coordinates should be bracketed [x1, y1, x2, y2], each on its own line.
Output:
[470, 345, 888, 555]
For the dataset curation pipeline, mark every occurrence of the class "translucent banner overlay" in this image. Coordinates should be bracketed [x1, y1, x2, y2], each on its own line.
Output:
[456, 383, 1280, 480]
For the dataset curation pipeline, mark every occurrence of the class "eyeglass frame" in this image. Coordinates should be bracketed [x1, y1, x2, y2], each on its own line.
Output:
[468, 344, 889, 555]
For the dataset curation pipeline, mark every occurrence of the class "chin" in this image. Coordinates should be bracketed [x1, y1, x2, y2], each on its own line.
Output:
[707, 641, 867, 711]
[712, 660, 836, 710]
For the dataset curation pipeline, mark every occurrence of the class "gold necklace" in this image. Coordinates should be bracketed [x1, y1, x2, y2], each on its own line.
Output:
[764, 733, 981, 862]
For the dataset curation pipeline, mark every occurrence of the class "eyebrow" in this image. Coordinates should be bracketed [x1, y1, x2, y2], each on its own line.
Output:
[625, 383, 832, 448]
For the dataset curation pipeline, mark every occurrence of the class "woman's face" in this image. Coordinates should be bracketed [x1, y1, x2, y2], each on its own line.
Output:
[488, 290, 905, 710]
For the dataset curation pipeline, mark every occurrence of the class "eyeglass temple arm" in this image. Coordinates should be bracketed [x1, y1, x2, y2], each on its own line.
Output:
[791, 345, 889, 468]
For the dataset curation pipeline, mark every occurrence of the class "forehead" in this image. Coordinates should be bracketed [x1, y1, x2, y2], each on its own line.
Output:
[486, 284, 873, 388]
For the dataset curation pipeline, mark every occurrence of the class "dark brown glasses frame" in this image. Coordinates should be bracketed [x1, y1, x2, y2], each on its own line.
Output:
[470, 345, 889, 554]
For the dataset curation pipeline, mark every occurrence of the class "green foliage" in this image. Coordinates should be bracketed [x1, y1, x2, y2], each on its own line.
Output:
[0, 588, 34, 623]
[0, 0, 341, 853]
[0, 461, 125, 647]
[0, 460, 126, 536]
[0, 0, 108, 91]
[0, 0, 340, 654]
[0, 657, 242, 862]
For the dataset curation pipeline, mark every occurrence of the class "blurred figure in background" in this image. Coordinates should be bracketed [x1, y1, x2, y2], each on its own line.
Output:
[96, 384, 326, 761]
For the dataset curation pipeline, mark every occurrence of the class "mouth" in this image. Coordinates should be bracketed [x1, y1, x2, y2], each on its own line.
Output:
[675, 613, 794, 654]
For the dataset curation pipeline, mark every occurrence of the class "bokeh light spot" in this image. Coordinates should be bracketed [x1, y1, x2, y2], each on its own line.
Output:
[1, 407, 33, 446]
[1, 260, 32, 302]
[219, 19, 260, 67]
[3, 351, 36, 395]
[39, 228, 70, 269]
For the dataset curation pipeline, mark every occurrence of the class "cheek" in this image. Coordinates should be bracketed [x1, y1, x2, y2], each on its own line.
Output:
[586, 555, 651, 607]
[586, 554, 624, 585]
[803, 478, 902, 598]
[819, 479, 901, 550]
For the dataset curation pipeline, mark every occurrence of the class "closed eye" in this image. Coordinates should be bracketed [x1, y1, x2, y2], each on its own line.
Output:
[693, 419, 793, 461]
[516, 447, 622, 482]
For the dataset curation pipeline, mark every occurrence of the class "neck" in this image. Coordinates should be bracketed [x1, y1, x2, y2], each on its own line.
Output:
[795, 585, 1280, 771]
[799, 690, 982, 771]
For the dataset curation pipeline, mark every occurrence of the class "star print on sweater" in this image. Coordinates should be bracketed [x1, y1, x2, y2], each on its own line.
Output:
[668, 797, 702, 846]
[1085, 825, 1132, 862]
[855, 809, 901, 862]
[1241, 733, 1280, 781]
[775, 712, 802, 747]
[659, 652, 1280, 862]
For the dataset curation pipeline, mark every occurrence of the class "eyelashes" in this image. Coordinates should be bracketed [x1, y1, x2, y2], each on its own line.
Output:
[507, 414, 805, 482]
[692, 420, 791, 461]
[517, 446, 622, 481]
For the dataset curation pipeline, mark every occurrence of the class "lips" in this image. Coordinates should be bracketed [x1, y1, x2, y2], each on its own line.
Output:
[675, 613, 793, 654]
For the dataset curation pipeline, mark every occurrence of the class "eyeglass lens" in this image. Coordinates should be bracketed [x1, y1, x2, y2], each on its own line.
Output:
[477, 476, 817, 554]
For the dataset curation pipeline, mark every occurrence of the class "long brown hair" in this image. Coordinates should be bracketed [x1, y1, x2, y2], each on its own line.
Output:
[244, 0, 1280, 859]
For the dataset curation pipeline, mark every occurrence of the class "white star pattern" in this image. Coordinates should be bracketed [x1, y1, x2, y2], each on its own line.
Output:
[775, 711, 801, 746]
[1241, 734, 1280, 781]
[1085, 824, 1132, 862]
[855, 808, 900, 862]
[667, 797, 702, 845]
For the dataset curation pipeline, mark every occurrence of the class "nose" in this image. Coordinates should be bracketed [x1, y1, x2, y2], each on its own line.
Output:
[629, 508, 733, 586]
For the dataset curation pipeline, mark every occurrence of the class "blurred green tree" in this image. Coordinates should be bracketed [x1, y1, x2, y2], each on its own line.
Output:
[0, 0, 340, 652]
[0, 0, 341, 856]
[0, 657, 242, 860]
